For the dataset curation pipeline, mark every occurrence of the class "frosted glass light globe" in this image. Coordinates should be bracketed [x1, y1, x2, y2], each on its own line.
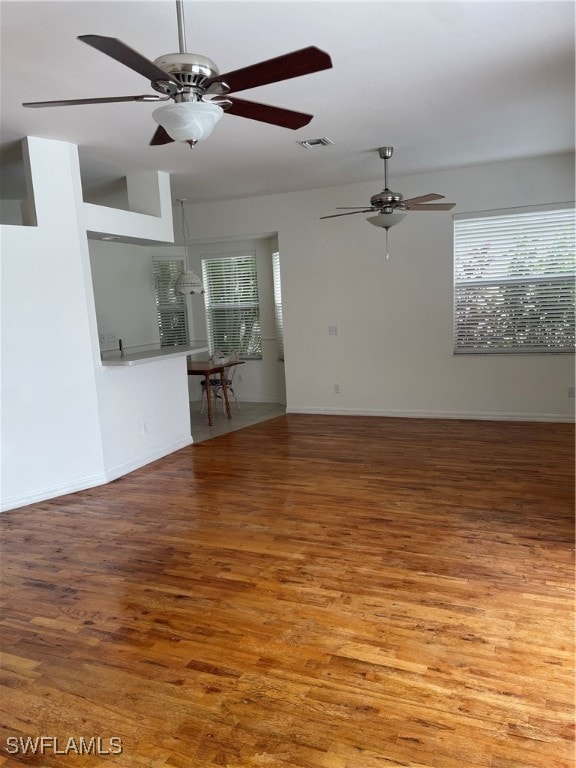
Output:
[152, 102, 223, 143]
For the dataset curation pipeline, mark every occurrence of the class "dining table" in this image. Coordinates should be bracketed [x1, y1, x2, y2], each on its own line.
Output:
[187, 358, 245, 426]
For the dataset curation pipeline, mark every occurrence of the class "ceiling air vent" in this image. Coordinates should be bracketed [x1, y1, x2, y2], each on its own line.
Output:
[297, 137, 334, 149]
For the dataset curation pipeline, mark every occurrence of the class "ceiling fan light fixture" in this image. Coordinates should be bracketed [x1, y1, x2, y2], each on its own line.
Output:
[366, 212, 407, 230]
[174, 200, 204, 296]
[152, 101, 223, 143]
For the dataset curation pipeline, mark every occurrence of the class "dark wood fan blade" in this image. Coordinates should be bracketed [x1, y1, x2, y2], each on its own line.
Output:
[320, 209, 375, 219]
[334, 207, 375, 210]
[78, 35, 180, 85]
[407, 203, 456, 211]
[205, 46, 332, 94]
[402, 193, 444, 207]
[23, 94, 167, 108]
[149, 126, 174, 146]
[226, 97, 312, 129]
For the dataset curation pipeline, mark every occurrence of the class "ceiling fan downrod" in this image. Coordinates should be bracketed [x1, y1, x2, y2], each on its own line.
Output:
[176, 0, 187, 54]
[379, 145, 393, 191]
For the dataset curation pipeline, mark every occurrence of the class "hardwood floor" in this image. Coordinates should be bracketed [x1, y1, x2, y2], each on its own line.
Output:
[1, 415, 574, 768]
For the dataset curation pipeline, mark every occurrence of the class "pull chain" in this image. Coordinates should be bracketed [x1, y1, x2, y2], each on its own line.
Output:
[385, 228, 390, 261]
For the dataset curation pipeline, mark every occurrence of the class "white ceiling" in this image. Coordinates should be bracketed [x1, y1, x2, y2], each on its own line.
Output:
[1, 0, 574, 205]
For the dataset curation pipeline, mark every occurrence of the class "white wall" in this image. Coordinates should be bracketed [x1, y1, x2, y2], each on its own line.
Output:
[1, 138, 106, 510]
[1, 137, 192, 512]
[180, 153, 575, 422]
[0, 199, 23, 225]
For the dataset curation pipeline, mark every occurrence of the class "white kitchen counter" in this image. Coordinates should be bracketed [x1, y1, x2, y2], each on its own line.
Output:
[101, 345, 208, 367]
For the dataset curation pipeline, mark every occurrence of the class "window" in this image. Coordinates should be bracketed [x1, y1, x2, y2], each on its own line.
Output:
[453, 205, 575, 353]
[272, 251, 284, 360]
[152, 257, 189, 347]
[201, 254, 262, 358]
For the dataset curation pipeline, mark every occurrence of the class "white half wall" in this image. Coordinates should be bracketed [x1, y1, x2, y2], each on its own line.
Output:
[96, 356, 192, 481]
[1, 137, 191, 512]
[1, 138, 105, 511]
[84, 170, 173, 242]
[179, 153, 575, 422]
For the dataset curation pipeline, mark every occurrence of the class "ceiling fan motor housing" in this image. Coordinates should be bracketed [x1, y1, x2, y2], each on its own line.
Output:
[370, 189, 403, 210]
[151, 53, 219, 97]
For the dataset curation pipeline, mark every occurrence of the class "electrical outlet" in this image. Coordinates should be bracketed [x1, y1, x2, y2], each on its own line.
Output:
[98, 332, 105, 344]
[237, 372, 243, 384]
[328, 325, 339, 336]
[140, 419, 149, 435]
[568, 386, 575, 398]
[333, 383, 341, 394]
[106, 332, 117, 344]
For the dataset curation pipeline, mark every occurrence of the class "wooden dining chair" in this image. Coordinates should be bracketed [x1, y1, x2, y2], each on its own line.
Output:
[200, 350, 241, 414]
[219, 350, 241, 412]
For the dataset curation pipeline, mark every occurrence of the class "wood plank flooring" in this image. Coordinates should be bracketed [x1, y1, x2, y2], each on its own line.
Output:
[1, 415, 574, 768]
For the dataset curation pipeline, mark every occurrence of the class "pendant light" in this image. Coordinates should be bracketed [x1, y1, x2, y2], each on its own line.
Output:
[174, 199, 204, 295]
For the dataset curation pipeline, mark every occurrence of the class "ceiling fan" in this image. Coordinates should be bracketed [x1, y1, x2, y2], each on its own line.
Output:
[22, 0, 332, 147]
[320, 146, 456, 228]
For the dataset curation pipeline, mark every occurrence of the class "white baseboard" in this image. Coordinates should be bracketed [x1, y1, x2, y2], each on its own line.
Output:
[1, 472, 109, 513]
[102, 435, 194, 482]
[1, 435, 194, 514]
[285, 406, 575, 423]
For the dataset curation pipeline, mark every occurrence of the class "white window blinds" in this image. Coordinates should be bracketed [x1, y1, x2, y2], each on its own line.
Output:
[201, 254, 262, 358]
[272, 251, 284, 361]
[153, 258, 189, 347]
[453, 206, 575, 353]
